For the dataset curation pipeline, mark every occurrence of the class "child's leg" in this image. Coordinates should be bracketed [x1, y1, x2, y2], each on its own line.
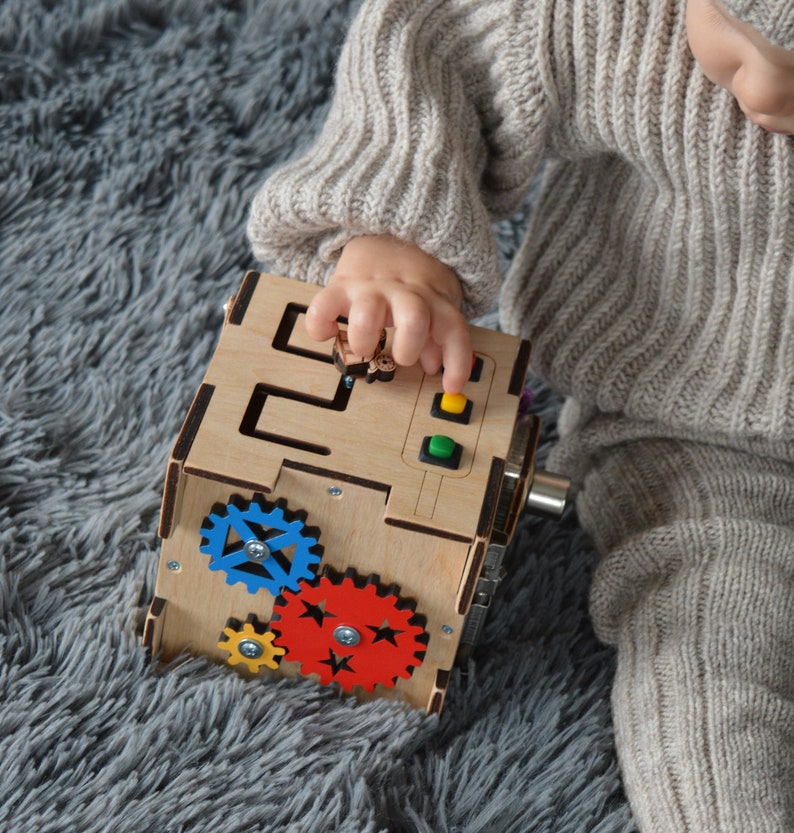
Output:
[572, 436, 794, 832]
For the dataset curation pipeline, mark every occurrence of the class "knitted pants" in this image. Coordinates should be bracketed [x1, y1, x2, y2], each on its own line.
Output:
[551, 412, 794, 832]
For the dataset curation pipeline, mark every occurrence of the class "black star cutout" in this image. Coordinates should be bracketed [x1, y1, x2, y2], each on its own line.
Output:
[319, 650, 354, 677]
[367, 622, 404, 646]
[298, 600, 336, 628]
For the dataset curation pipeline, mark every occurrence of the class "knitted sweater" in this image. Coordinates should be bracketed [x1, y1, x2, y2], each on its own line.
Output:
[247, 0, 794, 446]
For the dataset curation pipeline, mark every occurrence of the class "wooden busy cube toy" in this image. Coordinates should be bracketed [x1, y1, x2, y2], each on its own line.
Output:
[144, 271, 568, 713]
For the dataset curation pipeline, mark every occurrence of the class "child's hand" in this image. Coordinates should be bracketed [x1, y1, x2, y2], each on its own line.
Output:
[305, 235, 472, 394]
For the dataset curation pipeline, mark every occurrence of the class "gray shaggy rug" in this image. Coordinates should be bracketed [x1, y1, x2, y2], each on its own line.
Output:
[1, 1, 636, 831]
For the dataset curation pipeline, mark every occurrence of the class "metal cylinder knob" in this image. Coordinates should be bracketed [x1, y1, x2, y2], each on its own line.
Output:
[525, 469, 571, 519]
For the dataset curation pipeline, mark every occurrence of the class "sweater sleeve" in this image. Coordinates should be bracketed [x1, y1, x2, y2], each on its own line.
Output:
[246, 0, 550, 319]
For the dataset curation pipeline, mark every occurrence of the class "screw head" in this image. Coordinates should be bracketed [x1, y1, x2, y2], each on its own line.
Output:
[243, 539, 270, 563]
[441, 624, 454, 635]
[167, 560, 181, 572]
[333, 625, 361, 647]
[328, 486, 343, 497]
[237, 639, 264, 659]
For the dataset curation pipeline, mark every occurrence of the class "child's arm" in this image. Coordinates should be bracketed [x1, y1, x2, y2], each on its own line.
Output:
[305, 235, 472, 393]
[247, 0, 551, 367]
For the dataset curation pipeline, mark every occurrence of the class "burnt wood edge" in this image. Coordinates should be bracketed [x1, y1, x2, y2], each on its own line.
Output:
[159, 383, 215, 539]
[456, 540, 487, 615]
[507, 339, 532, 396]
[228, 270, 260, 325]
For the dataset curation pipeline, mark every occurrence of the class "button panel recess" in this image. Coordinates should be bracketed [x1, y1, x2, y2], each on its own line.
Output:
[403, 353, 493, 477]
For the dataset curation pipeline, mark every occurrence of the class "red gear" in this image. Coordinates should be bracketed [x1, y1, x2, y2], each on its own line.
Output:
[270, 572, 428, 692]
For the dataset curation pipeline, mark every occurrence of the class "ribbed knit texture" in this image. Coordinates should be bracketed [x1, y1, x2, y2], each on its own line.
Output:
[722, 0, 794, 48]
[246, 1, 794, 830]
[575, 437, 794, 832]
[248, 0, 548, 319]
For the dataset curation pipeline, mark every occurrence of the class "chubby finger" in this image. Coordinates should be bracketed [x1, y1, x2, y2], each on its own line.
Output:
[388, 288, 431, 367]
[441, 332, 473, 394]
[431, 306, 472, 394]
[345, 291, 389, 357]
[419, 340, 443, 377]
[305, 284, 349, 341]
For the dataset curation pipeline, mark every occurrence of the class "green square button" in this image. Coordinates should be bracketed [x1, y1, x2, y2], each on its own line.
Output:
[428, 434, 456, 459]
[419, 434, 462, 470]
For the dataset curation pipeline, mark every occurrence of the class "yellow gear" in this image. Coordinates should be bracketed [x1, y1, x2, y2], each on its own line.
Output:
[217, 620, 286, 673]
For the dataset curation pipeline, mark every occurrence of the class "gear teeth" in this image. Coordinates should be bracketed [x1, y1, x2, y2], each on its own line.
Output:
[342, 566, 361, 584]
[268, 567, 428, 693]
[289, 507, 309, 524]
[199, 505, 228, 542]
[217, 616, 243, 640]
[216, 613, 285, 673]
[199, 494, 322, 596]
[243, 612, 265, 629]
[396, 597, 418, 612]
[229, 494, 254, 511]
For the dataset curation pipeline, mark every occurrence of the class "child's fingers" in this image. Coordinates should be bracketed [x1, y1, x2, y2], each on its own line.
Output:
[430, 304, 472, 394]
[388, 287, 432, 367]
[306, 247, 470, 392]
[345, 292, 389, 357]
[419, 340, 443, 377]
[440, 328, 472, 394]
[305, 284, 349, 341]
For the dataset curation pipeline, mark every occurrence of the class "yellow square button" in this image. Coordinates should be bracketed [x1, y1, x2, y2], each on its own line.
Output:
[439, 393, 468, 415]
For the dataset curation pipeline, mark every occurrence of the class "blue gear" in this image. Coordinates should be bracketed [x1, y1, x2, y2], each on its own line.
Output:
[199, 497, 321, 595]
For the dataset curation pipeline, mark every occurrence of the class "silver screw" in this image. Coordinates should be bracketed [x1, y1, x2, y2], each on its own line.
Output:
[441, 624, 454, 635]
[243, 539, 270, 563]
[167, 560, 181, 572]
[328, 486, 343, 497]
[237, 639, 264, 659]
[333, 625, 361, 647]
[342, 375, 355, 389]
